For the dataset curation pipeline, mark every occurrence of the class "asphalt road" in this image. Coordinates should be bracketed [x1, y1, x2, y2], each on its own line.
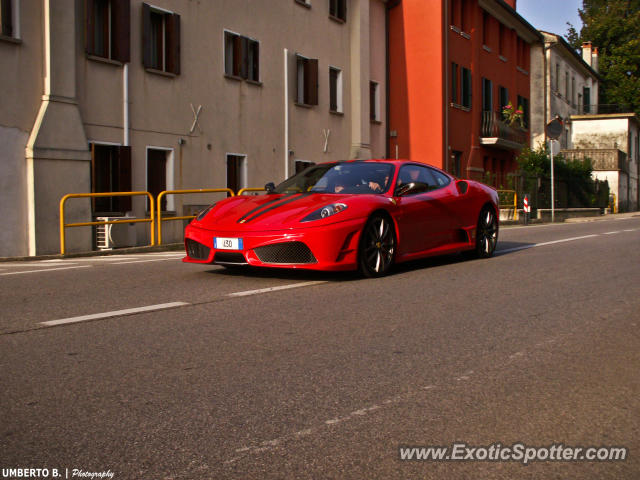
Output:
[1, 217, 639, 479]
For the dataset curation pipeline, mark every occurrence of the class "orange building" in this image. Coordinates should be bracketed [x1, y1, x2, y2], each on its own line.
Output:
[388, 0, 541, 187]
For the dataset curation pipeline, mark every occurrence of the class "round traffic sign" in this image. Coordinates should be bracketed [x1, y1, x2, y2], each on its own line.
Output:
[545, 118, 563, 140]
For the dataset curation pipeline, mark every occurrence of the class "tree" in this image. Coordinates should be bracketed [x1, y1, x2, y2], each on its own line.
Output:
[567, 0, 640, 114]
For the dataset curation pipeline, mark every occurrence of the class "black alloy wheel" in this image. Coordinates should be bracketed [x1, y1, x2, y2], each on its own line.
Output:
[475, 206, 499, 258]
[358, 214, 396, 277]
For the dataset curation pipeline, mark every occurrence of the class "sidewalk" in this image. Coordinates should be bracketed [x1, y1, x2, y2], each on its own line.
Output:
[0, 243, 183, 263]
[502, 211, 640, 227]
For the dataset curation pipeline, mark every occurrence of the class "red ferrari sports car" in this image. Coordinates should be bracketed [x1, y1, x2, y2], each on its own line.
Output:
[183, 160, 499, 277]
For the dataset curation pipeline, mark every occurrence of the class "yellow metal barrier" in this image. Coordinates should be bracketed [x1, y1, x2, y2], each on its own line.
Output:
[60, 191, 155, 255]
[156, 188, 235, 245]
[237, 187, 266, 196]
[497, 189, 518, 220]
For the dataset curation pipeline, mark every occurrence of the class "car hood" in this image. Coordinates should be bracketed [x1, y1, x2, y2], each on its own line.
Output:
[195, 193, 362, 231]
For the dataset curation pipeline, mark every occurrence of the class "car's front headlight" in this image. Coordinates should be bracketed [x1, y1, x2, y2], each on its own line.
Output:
[195, 204, 216, 222]
[301, 203, 347, 222]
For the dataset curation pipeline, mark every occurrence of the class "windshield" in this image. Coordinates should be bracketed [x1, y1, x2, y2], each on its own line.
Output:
[273, 162, 395, 195]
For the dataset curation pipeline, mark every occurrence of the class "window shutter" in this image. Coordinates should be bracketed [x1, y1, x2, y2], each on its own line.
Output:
[85, 0, 95, 54]
[251, 40, 259, 82]
[233, 34, 242, 76]
[117, 146, 132, 212]
[1, 0, 11, 36]
[305, 58, 319, 106]
[112, 0, 130, 62]
[166, 13, 180, 74]
[240, 36, 249, 79]
[142, 3, 152, 68]
[339, 0, 347, 21]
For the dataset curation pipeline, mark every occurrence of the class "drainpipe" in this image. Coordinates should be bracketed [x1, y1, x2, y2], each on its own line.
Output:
[386, 0, 401, 159]
[284, 48, 289, 180]
[123, 63, 129, 146]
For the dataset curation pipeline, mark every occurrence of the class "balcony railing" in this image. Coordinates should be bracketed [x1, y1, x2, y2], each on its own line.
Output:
[480, 111, 528, 150]
[560, 149, 628, 173]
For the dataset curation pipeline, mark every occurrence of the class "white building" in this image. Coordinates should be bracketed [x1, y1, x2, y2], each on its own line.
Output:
[563, 113, 640, 212]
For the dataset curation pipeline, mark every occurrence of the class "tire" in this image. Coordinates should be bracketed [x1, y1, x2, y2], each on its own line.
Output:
[358, 214, 396, 277]
[474, 206, 499, 258]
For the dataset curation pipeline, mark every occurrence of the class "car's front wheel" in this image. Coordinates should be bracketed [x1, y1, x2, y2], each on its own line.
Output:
[474, 206, 499, 258]
[358, 214, 396, 277]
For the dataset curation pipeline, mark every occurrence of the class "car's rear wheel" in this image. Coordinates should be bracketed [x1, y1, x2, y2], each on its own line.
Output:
[474, 206, 498, 258]
[358, 214, 396, 277]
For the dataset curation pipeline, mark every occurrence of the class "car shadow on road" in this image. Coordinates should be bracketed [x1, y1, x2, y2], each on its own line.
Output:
[199, 240, 535, 281]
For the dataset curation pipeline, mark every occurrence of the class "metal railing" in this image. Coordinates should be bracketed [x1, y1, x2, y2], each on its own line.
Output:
[481, 111, 528, 145]
[237, 187, 266, 196]
[60, 192, 155, 255]
[156, 188, 235, 245]
[497, 189, 518, 220]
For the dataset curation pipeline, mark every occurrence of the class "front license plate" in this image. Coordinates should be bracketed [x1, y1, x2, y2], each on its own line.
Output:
[214, 237, 243, 250]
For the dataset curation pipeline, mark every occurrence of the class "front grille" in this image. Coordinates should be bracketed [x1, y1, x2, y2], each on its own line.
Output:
[186, 238, 210, 260]
[253, 241, 317, 264]
[214, 252, 247, 264]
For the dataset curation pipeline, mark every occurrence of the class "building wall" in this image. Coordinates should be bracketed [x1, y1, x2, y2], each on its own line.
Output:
[1, 0, 388, 255]
[388, 0, 446, 165]
[0, 0, 44, 257]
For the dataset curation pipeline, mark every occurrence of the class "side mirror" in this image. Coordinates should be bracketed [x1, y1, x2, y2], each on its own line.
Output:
[456, 180, 469, 195]
[396, 182, 429, 197]
[265, 182, 276, 193]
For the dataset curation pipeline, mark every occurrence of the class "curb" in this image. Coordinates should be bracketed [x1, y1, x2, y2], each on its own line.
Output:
[0, 243, 183, 263]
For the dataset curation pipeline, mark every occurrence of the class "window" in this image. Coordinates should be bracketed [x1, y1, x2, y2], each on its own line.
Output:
[370, 81, 380, 122]
[142, 3, 180, 74]
[451, 63, 459, 104]
[583, 86, 591, 113]
[147, 148, 173, 210]
[329, 67, 343, 113]
[565, 71, 569, 99]
[224, 31, 260, 82]
[499, 86, 509, 111]
[555, 63, 560, 92]
[85, 0, 130, 62]
[0, 0, 17, 39]
[571, 76, 576, 106]
[482, 12, 489, 46]
[296, 54, 318, 106]
[91, 144, 131, 214]
[329, 0, 346, 22]
[461, 67, 472, 109]
[498, 23, 504, 56]
[226, 154, 247, 196]
[517, 95, 529, 129]
[396, 165, 450, 194]
[482, 78, 493, 112]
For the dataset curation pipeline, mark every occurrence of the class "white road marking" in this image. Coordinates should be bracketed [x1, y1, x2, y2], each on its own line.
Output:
[111, 258, 180, 265]
[498, 234, 599, 254]
[0, 265, 92, 276]
[40, 302, 190, 327]
[604, 231, 620, 235]
[227, 281, 327, 298]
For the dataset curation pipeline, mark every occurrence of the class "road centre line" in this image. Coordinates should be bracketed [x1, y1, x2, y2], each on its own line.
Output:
[498, 234, 600, 255]
[0, 265, 92, 276]
[227, 281, 328, 298]
[40, 302, 190, 327]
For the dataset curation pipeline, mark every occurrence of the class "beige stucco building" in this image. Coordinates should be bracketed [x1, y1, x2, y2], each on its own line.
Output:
[530, 32, 600, 150]
[0, 0, 388, 257]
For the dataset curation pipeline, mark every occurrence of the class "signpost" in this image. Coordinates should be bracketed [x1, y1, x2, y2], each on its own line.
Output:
[545, 117, 563, 223]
